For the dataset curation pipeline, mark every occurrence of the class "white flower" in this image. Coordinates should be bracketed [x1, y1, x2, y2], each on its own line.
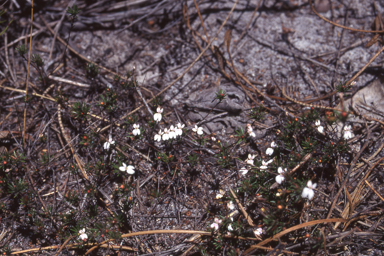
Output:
[246, 124, 253, 132]
[315, 120, 321, 126]
[239, 167, 249, 176]
[132, 124, 140, 136]
[260, 159, 273, 170]
[192, 125, 204, 135]
[343, 125, 354, 140]
[162, 128, 170, 141]
[270, 141, 277, 148]
[317, 126, 324, 133]
[154, 129, 163, 142]
[168, 125, 176, 139]
[247, 124, 256, 137]
[211, 136, 216, 141]
[227, 201, 235, 210]
[302, 180, 317, 200]
[103, 136, 115, 150]
[79, 228, 88, 241]
[216, 189, 225, 199]
[119, 163, 135, 174]
[253, 227, 263, 236]
[228, 224, 233, 231]
[154, 107, 163, 122]
[246, 154, 256, 166]
[175, 123, 184, 136]
[275, 167, 287, 184]
[210, 217, 222, 230]
[266, 147, 274, 156]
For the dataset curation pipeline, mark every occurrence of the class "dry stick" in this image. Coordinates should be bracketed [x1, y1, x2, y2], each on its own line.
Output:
[54, 235, 73, 256]
[193, 0, 209, 41]
[346, 44, 384, 86]
[233, 0, 262, 50]
[181, 210, 240, 256]
[0, 29, 41, 51]
[13, 243, 136, 255]
[0, 111, 12, 126]
[4, 33, 17, 86]
[22, 0, 34, 147]
[309, 0, 384, 33]
[48, 0, 76, 61]
[0, 83, 56, 101]
[365, 180, 384, 203]
[243, 218, 347, 255]
[134, 79, 154, 118]
[49, 75, 90, 88]
[302, 67, 320, 98]
[326, 123, 371, 221]
[229, 188, 255, 227]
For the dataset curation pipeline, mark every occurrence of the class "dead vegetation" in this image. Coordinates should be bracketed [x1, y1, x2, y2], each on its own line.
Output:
[0, 0, 384, 255]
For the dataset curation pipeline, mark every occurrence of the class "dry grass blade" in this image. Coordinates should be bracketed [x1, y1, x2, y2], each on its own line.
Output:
[309, 0, 384, 33]
[244, 218, 347, 255]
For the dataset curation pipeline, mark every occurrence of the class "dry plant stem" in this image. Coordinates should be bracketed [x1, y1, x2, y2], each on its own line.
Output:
[48, 0, 75, 61]
[193, 0, 209, 41]
[327, 123, 371, 221]
[229, 188, 255, 227]
[4, 33, 17, 85]
[233, 0, 262, 49]
[346, 44, 384, 86]
[54, 235, 73, 256]
[309, 0, 384, 33]
[134, 81, 153, 118]
[282, 87, 337, 111]
[49, 75, 90, 88]
[0, 112, 12, 126]
[0, 29, 41, 51]
[23, 0, 34, 147]
[365, 180, 384, 203]
[181, 210, 240, 256]
[0, 83, 56, 101]
[13, 244, 136, 254]
[244, 218, 347, 255]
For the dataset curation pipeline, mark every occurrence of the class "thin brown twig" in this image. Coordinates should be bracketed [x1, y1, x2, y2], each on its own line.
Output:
[365, 180, 384, 203]
[22, 0, 34, 147]
[309, 0, 384, 33]
[229, 188, 255, 227]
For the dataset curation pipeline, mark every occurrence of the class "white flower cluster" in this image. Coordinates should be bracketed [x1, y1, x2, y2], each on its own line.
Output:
[245, 154, 256, 166]
[260, 159, 273, 171]
[343, 125, 354, 140]
[78, 228, 88, 241]
[315, 120, 324, 134]
[192, 125, 204, 135]
[103, 135, 115, 150]
[119, 163, 135, 174]
[210, 217, 222, 230]
[275, 167, 287, 184]
[132, 124, 140, 136]
[246, 124, 255, 137]
[154, 123, 185, 142]
[266, 141, 276, 156]
[253, 227, 263, 236]
[154, 107, 163, 122]
[302, 180, 317, 200]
